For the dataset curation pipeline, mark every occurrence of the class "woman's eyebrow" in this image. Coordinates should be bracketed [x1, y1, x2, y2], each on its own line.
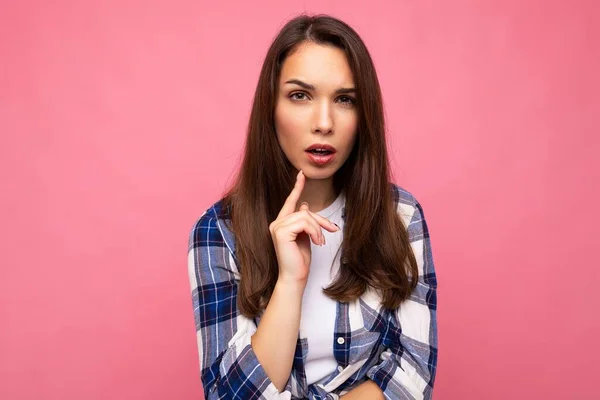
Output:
[284, 79, 356, 94]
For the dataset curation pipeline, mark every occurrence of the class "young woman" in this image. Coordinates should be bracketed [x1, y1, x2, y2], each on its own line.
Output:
[188, 14, 438, 400]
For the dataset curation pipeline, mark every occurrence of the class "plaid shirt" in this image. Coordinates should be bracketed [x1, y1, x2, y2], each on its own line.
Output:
[187, 184, 438, 400]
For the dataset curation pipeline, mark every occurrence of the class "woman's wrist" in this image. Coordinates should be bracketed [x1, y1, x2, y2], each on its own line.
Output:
[275, 276, 307, 296]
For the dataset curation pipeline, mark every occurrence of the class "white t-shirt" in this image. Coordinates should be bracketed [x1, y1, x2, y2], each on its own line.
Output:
[299, 189, 346, 385]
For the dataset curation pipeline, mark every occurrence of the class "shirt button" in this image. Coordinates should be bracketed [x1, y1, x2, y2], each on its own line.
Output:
[337, 366, 344, 373]
[337, 337, 345, 345]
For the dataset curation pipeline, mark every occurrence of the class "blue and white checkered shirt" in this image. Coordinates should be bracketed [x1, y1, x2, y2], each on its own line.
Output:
[187, 184, 438, 399]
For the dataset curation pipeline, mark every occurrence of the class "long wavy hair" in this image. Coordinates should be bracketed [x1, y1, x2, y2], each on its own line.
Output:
[219, 13, 419, 318]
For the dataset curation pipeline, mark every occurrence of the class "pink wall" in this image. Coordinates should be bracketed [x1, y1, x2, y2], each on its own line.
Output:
[1, 1, 598, 399]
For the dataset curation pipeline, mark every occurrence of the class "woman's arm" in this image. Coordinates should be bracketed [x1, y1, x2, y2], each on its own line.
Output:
[340, 380, 384, 399]
[251, 279, 304, 392]
[254, 170, 338, 392]
[366, 197, 438, 400]
[188, 209, 288, 399]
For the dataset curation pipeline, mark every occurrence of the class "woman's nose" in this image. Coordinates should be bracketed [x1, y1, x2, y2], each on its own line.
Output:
[312, 101, 334, 134]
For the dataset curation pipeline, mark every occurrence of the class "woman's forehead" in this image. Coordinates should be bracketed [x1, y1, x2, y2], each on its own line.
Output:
[279, 43, 354, 89]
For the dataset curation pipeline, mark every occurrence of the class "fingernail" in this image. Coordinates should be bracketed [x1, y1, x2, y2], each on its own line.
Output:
[334, 223, 340, 230]
[301, 202, 308, 207]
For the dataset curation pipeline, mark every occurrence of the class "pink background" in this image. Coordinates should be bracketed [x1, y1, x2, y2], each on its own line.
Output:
[1, 1, 598, 399]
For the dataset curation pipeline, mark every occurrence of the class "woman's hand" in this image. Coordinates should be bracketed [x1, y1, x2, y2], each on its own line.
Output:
[269, 170, 340, 286]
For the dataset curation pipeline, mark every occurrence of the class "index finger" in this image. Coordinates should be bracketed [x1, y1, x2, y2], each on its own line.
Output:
[277, 170, 305, 219]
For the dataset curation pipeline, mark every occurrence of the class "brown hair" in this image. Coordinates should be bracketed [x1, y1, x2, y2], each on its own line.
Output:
[219, 13, 418, 318]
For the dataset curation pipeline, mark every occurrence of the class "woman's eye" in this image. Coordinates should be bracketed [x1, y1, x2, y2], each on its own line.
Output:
[338, 96, 356, 106]
[289, 92, 355, 106]
[290, 92, 308, 101]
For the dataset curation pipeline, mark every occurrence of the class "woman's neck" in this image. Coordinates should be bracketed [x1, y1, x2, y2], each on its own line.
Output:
[296, 176, 338, 212]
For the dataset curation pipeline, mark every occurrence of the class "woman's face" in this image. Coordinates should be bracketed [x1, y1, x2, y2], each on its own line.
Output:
[274, 42, 358, 179]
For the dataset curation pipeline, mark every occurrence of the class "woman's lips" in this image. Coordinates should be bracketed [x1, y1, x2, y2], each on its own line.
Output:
[305, 150, 336, 166]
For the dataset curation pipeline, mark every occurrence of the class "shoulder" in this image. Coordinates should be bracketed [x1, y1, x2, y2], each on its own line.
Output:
[390, 182, 419, 207]
[187, 198, 230, 252]
[389, 182, 426, 225]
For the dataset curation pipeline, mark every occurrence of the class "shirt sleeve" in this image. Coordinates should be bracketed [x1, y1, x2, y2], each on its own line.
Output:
[366, 199, 438, 400]
[187, 209, 292, 400]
